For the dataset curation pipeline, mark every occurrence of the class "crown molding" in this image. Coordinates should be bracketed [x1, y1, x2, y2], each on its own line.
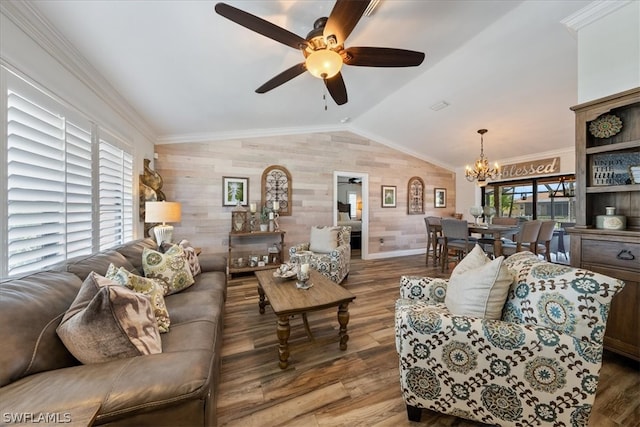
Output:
[561, 0, 632, 34]
[1, 0, 157, 142]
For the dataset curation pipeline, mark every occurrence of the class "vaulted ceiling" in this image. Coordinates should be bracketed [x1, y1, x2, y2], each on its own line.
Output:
[29, 0, 591, 169]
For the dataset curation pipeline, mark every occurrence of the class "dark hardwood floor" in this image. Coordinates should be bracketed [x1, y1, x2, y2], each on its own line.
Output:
[216, 253, 640, 426]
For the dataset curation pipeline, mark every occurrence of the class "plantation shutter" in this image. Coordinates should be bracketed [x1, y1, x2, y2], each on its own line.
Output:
[98, 137, 133, 251]
[6, 86, 92, 275]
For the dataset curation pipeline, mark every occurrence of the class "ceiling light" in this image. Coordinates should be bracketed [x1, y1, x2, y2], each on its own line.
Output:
[305, 49, 343, 79]
[465, 129, 500, 184]
[430, 101, 449, 111]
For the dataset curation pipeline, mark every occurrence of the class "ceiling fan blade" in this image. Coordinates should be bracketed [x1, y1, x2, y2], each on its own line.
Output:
[324, 72, 348, 105]
[324, 0, 371, 46]
[344, 47, 425, 67]
[256, 63, 307, 93]
[215, 3, 308, 50]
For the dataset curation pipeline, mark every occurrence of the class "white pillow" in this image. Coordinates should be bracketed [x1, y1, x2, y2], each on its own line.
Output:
[444, 244, 513, 319]
[338, 212, 350, 221]
[309, 226, 340, 253]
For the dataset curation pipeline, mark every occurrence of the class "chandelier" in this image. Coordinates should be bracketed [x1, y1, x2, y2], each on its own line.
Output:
[465, 129, 500, 184]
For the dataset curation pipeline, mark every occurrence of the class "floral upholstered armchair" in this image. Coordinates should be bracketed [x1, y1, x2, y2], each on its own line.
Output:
[395, 251, 625, 426]
[289, 226, 351, 284]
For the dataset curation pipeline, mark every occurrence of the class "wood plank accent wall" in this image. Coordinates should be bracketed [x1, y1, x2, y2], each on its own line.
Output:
[154, 131, 455, 259]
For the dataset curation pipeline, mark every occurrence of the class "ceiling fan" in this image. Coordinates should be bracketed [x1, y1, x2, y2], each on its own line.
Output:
[214, 0, 425, 106]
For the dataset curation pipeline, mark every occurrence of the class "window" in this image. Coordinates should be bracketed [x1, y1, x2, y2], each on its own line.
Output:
[347, 191, 357, 218]
[482, 175, 576, 223]
[2, 67, 133, 278]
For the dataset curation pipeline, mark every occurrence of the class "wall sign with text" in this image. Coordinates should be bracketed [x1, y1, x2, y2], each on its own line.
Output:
[500, 157, 561, 180]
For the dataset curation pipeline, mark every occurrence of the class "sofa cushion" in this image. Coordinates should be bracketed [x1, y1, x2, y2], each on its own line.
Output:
[0, 271, 82, 387]
[64, 250, 137, 281]
[56, 272, 162, 364]
[445, 244, 513, 319]
[143, 245, 194, 295]
[115, 237, 158, 275]
[106, 264, 171, 333]
[309, 226, 339, 253]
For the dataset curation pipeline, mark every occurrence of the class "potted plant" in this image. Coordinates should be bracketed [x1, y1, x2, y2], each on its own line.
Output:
[259, 207, 270, 232]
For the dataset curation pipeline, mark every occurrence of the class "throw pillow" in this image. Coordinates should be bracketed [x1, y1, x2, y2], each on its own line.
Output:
[142, 245, 194, 295]
[309, 226, 340, 253]
[56, 272, 162, 364]
[106, 264, 170, 333]
[445, 244, 513, 319]
[178, 239, 202, 276]
[338, 212, 350, 221]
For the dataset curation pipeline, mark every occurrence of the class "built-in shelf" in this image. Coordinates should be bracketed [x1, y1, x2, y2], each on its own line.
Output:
[586, 184, 640, 193]
[585, 139, 640, 154]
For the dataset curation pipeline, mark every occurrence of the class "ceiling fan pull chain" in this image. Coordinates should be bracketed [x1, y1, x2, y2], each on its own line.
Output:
[323, 83, 328, 111]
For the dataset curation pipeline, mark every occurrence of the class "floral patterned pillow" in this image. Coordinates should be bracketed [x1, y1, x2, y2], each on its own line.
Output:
[142, 245, 194, 296]
[106, 264, 170, 333]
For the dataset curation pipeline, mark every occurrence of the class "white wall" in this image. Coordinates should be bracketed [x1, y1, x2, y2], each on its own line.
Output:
[577, 1, 640, 102]
[1, 4, 156, 238]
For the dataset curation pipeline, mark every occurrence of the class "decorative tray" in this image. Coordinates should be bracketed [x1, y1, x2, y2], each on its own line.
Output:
[273, 265, 297, 279]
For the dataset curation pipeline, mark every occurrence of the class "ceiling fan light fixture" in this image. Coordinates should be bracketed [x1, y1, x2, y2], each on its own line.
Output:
[305, 49, 343, 79]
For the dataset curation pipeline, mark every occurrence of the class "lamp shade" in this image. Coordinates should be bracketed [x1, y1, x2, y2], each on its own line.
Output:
[145, 201, 181, 224]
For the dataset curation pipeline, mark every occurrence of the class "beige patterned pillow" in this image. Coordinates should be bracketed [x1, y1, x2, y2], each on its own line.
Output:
[56, 272, 162, 364]
[106, 264, 170, 333]
[178, 239, 201, 276]
[142, 245, 194, 295]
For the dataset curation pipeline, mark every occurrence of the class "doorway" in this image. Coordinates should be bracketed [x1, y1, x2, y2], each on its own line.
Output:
[334, 171, 368, 259]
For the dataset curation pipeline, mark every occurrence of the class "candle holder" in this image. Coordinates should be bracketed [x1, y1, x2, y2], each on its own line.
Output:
[295, 250, 313, 290]
[249, 203, 257, 232]
[273, 204, 280, 232]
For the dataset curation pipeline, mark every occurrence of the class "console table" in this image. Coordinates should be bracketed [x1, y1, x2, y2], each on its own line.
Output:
[227, 231, 285, 280]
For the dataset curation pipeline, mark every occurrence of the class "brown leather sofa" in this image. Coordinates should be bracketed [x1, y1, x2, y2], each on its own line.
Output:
[0, 238, 227, 426]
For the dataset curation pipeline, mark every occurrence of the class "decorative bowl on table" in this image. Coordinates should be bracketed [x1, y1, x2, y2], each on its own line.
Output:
[273, 264, 297, 279]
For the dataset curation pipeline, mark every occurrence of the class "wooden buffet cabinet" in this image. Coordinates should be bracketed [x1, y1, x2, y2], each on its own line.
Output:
[568, 87, 640, 361]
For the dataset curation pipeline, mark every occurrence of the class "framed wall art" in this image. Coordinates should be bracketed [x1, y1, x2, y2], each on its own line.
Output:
[407, 176, 425, 215]
[434, 188, 446, 208]
[261, 165, 292, 216]
[381, 185, 397, 208]
[223, 177, 249, 206]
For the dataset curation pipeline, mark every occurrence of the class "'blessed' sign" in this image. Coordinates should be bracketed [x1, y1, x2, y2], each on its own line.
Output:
[500, 157, 561, 179]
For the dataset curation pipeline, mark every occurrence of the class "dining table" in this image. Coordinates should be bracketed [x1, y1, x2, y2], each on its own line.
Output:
[468, 223, 520, 257]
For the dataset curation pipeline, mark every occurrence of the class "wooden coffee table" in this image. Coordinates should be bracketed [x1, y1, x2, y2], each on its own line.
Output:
[254, 269, 356, 369]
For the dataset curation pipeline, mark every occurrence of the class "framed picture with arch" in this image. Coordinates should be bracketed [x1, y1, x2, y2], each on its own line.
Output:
[261, 165, 292, 216]
[407, 176, 424, 214]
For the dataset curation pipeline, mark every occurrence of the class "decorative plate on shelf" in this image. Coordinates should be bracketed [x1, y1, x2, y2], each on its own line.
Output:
[589, 114, 622, 138]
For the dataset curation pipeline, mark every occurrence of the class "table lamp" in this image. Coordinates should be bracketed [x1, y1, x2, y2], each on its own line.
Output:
[145, 201, 181, 245]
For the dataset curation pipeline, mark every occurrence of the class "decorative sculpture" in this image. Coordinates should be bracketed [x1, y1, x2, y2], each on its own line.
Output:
[140, 158, 166, 237]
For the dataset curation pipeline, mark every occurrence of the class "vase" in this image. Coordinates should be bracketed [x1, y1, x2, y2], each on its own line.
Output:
[596, 206, 626, 230]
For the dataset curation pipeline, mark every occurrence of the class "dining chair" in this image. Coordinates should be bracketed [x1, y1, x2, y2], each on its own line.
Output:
[535, 220, 557, 261]
[424, 217, 442, 267]
[502, 220, 542, 257]
[440, 218, 477, 271]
